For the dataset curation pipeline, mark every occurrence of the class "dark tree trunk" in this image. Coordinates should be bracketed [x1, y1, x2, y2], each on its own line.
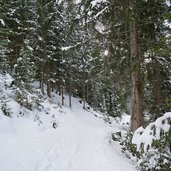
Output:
[129, 0, 143, 132]
[153, 58, 161, 119]
[61, 85, 64, 106]
[46, 63, 51, 98]
[47, 80, 51, 98]
[69, 84, 72, 108]
[83, 84, 86, 109]
[40, 62, 44, 95]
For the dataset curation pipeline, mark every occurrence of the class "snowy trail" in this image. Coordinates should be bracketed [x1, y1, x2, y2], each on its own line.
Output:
[0, 104, 137, 171]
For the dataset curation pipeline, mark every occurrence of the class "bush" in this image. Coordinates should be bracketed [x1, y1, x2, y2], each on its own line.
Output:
[131, 112, 171, 171]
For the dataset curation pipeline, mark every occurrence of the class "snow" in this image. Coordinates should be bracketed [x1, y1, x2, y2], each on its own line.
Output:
[61, 43, 82, 51]
[94, 6, 109, 19]
[61, 46, 72, 51]
[0, 19, 5, 26]
[132, 112, 171, 152]
[166, 0, 171, 6]
[91, 0, 106, 8]
[0, 94, 137, 171]
[26, 45, 34, 51]
[56, 0, 63, 5]
[95, 21, 106, 34]
[74, 0, 82, 4]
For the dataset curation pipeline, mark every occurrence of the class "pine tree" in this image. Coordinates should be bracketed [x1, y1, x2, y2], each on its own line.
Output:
[35, 0, 63, 97]
[0, 1, 10, 73]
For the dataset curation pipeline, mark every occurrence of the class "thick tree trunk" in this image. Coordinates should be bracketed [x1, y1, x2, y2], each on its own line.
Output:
[129, 0, 143, 132]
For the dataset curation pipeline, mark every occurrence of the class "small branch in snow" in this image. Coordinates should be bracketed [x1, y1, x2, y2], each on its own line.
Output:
[61, 42, 82, 51]
[94, 6, 109, 19]
[0, 19, 5, 26]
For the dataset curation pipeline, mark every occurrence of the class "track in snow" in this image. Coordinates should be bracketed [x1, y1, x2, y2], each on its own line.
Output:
[0, 105, 137, 171]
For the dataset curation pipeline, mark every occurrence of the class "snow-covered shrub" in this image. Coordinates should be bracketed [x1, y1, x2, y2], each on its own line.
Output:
[111, 114, 140, 162]
[0, 73, 42, 113]
[121, 132, 141, 163]
[1, 95, 11, 117]
[16, 83, 43, 111]
[132, 112, 171, 171]
[0, 74, 13, 116]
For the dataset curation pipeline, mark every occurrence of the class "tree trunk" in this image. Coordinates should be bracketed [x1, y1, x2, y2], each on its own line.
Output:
[153, 58, 161, 119]
[129, 0, 143, 132]
[86, 83, 89, 104]
[46, 63, 51, 97]
[40, 61, 44, 95]
[61, 85, 64, 106]
[83, 84, 86, 109]
[40, 0, 44, 95]
[47, 80, 51, 98]
[69, 84, 72, 108]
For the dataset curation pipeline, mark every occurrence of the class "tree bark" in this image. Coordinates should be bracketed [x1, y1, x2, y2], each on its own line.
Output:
[40, 0, 44, 95]
[83, 84, 86, 109]
[61, 85, 64, 106]
[40, 61, 44, 95]
[47, 80, 51, 98]
[69, 84, 72, 108]
[153, 58, 161, 119]
[47, 63, 51, 98]
[129, 0, 143, 132]
[86, 83, 89, 104]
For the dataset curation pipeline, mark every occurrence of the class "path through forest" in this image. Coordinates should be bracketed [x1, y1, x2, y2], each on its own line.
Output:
[0, 101, 137, 171]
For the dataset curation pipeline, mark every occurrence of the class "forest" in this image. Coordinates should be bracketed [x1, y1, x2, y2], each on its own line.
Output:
[0, 0, 171, 170]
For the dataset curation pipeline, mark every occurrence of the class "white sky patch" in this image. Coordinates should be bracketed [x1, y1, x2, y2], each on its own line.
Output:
[104, 50, 109, 56]
[166, 0, 171, 6]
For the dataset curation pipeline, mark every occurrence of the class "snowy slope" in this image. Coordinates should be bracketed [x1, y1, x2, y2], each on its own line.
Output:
[0, 95, 137, 171]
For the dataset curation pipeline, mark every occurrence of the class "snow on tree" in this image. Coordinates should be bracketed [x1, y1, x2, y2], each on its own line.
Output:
[132, 112, 171, 170]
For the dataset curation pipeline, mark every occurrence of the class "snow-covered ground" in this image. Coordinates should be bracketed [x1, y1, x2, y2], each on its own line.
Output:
[0, 94, 137, 171]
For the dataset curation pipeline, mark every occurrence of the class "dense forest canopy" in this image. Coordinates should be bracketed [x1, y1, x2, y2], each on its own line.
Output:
[0, 0, 171, 128]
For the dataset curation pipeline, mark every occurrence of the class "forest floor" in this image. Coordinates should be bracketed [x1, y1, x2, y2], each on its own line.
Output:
[0, 93, 137, 171]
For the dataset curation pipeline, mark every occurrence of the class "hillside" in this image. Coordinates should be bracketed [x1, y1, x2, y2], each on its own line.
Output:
[0, 74, 137, 171]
